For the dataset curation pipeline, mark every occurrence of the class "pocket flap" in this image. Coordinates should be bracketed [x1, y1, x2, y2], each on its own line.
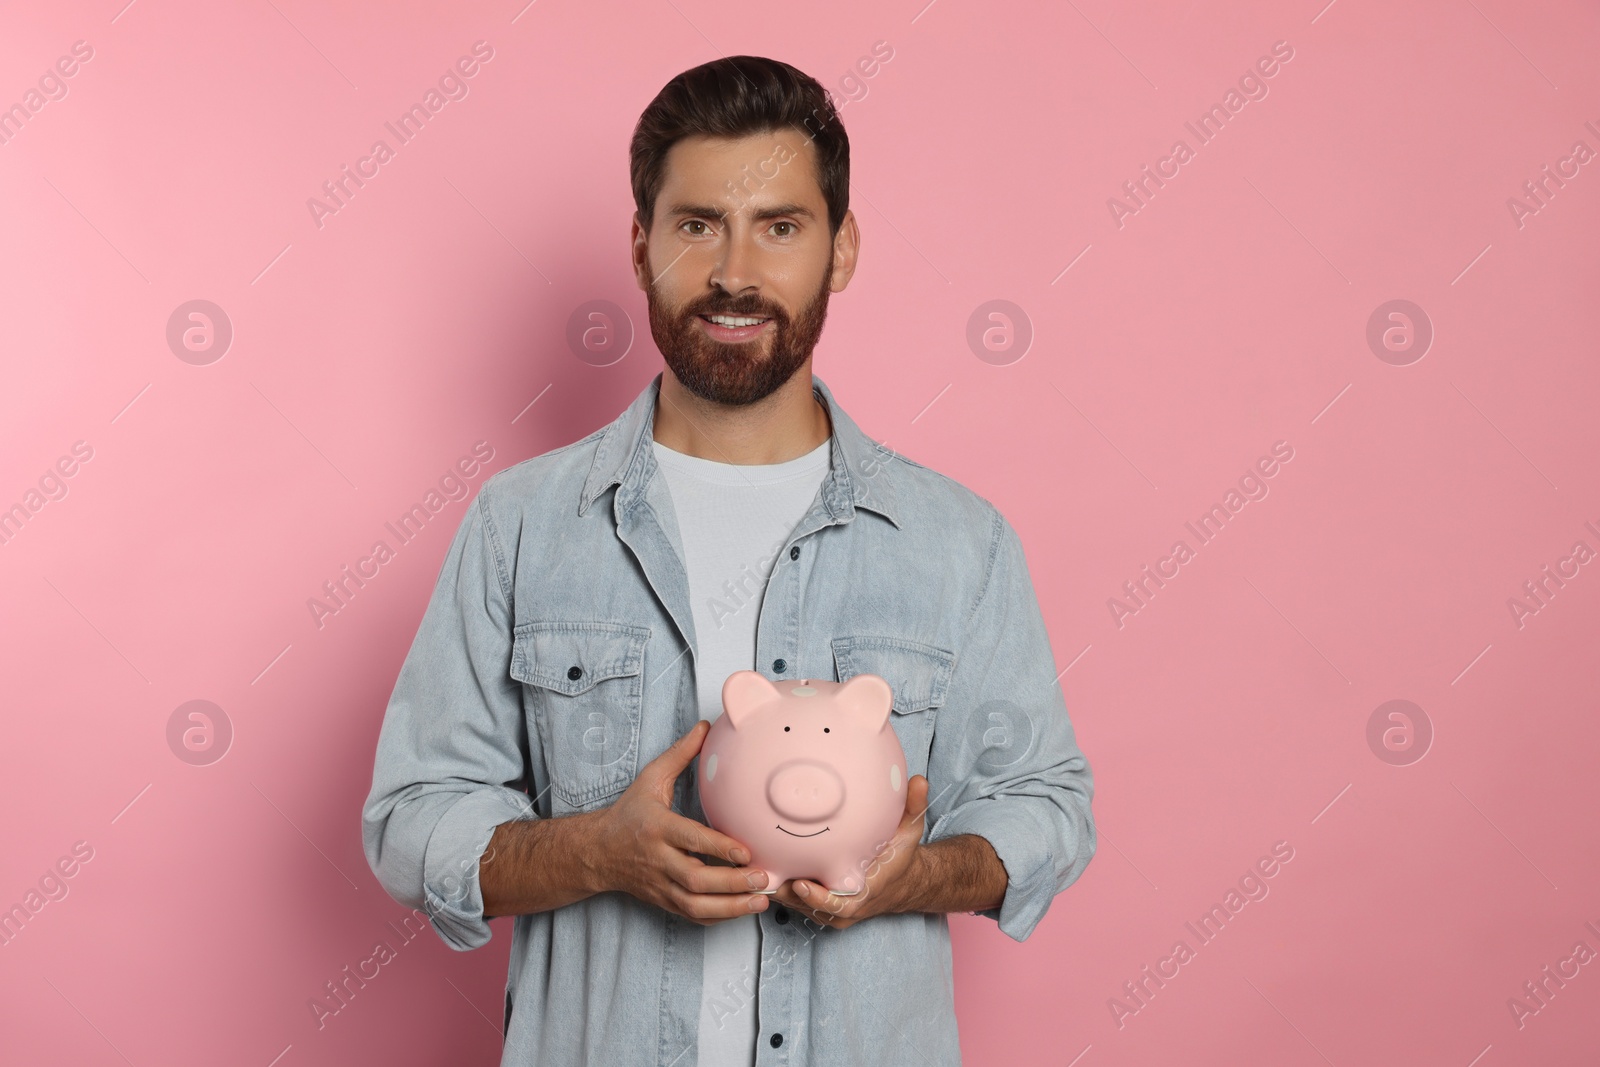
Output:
[831, 636, 956, 714]
[512, 622, 650, 696]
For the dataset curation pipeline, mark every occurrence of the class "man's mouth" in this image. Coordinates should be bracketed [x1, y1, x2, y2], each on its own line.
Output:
[698, 313, 773, 343]
[775, 824, 829, 838]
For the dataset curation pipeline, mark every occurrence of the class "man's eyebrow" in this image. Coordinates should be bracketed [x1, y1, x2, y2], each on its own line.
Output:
[665, 202, 817, 223]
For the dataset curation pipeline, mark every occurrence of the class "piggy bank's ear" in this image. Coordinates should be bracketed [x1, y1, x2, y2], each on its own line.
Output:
[722, 670, 782, 730]
[837, 673, 894, 732]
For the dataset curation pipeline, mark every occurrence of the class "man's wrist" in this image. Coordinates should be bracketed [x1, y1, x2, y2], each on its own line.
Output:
[895, 834, 1008, 916]
[570, 808, 609, 896]
[480, 808, 608, 918]
[893, 841, 934, 915]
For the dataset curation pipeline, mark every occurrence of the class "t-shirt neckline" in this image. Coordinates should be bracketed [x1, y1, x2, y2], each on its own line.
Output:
[651, 437, 831, 486]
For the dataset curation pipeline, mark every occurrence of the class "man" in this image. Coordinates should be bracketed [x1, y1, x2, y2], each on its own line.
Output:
[362, 55, 1095, 1066]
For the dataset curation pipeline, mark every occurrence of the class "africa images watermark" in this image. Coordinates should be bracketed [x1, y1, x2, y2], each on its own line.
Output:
[1107, 440, 1296, 629]
[1505, 518, 1599, 631]
[0, 39, 95, 148]
[306, 41, 496, 229]
[715, 40, 893, 222]
[306, 441, 495, 630]
[1107, 40, 1296, 229]
[702, 823, 915, 1038]
[306, 908, 433, 1030]
[1505, 917, 1600, 1031]
[703, 530, 792, 634]
[1505, 118, 1600, 231]
[0, 840, 96, 949]
[1109, 840, 1296, 1029]
[0, 440, 94, 548]
[825, 40, 895, 111]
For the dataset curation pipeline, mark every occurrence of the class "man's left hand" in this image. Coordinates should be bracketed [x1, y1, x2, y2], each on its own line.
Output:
[768, 774, 931, 931]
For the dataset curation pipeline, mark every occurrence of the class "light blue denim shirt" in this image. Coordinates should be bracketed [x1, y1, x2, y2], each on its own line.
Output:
[362, 371, 1096, 1065]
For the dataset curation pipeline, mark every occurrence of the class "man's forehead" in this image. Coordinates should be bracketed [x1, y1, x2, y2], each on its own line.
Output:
[660, 129, 821, 199]
[670, 127, 816, 159]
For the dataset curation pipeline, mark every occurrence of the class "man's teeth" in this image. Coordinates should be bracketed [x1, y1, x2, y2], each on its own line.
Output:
[705, 315, 768, 327]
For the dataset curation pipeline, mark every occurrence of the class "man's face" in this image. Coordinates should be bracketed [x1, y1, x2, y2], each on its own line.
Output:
[633, 128, 856, 406]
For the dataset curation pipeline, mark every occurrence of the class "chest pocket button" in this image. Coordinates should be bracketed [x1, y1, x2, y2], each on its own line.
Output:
[511, 621, 651, 812]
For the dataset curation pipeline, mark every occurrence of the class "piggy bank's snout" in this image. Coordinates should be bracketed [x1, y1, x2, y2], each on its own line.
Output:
[766, 761, 845, 822]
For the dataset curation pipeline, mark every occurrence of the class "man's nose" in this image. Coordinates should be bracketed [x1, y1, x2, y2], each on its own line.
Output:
[710, 229, 760, 296]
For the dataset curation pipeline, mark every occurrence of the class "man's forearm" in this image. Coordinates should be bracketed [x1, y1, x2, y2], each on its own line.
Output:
[900, 833, 1009, 915]
[478, 811, 602, 919]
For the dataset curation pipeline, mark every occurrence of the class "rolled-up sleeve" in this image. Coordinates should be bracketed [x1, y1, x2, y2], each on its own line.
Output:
[361, 483, 536, 951]
[924, 507, 1096, 943]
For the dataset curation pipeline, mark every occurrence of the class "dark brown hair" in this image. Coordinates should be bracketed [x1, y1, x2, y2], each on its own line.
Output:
[630, 55, 850, 240]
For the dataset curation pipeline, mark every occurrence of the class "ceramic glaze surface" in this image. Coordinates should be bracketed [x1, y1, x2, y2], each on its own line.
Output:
[697, 671, 908, 895]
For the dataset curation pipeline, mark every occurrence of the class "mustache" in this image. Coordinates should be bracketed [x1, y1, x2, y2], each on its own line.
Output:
[685, 296, 783, 319]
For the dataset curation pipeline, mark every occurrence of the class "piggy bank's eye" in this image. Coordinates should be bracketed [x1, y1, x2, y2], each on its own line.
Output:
[823, 727, 830, 733]
[784, 726, 790, 732]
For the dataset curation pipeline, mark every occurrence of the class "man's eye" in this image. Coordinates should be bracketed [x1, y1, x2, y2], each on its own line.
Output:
[683, 220, 714, 236]
[771, 222, 796, 237]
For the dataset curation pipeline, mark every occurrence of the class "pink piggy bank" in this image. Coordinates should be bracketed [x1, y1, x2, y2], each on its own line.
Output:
[697, 670, 908, 896]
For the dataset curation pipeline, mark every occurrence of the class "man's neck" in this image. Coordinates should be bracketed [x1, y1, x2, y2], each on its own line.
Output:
[652, 363, 832, 465]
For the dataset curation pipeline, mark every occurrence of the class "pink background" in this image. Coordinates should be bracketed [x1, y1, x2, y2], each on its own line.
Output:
[3, 0, 1598, 1064]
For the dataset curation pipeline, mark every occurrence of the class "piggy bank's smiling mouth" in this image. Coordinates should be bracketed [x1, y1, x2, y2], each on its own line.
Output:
[775, 824, 830, 838]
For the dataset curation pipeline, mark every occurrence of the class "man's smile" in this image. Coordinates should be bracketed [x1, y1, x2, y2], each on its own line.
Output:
[698, 314, 773, 342]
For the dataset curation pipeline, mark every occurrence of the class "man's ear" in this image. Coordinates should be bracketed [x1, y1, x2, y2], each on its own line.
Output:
[828, 209, 860, 293]
[631, 213, 651, 291]
[836, 673, 893, 733]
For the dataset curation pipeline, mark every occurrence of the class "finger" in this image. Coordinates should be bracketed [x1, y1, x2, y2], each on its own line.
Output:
[666, 857, 771, 896]
[641, 719, 710, 786]
[797, 878, 858, 911]
[668, 885, 769, 923]
[785, 881, 852, 925]
[664, 812, 753, 866]
[764, 879, 836, 923]
[905, 774, 931, 823]
[766, 879, 804, 910]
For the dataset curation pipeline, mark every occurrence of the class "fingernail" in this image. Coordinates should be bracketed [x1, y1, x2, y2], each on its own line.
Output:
[747, 871, 767, 889]
[732, 849, 749, 864]
[747, 895, 766, 911]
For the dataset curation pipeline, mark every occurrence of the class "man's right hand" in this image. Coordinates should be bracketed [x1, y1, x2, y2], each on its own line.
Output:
[585, 719, 772, 925]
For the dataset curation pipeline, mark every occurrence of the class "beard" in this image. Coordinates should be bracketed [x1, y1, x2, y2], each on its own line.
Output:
[644, 256, 833, 406]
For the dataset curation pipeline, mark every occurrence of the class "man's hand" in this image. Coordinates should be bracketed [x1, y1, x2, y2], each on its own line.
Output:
[767, 774, 933, 931]
[587, 719, 773, 925]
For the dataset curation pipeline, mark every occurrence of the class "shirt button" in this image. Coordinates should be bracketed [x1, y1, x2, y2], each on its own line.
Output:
[774, 906, 789, 925]
[772, 659, 787, 674]
[567, 665, 583, 681]
[770, 1033, 784, 1048]
[789, 545, 800, 561]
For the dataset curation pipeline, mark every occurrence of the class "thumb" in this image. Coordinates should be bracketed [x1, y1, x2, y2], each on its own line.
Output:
[647, 719, 710, 786]
[905, 773, 931, 825]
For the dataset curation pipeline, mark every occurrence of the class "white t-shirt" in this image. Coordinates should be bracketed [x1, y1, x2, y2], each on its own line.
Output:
[651, 436, 831, 1067]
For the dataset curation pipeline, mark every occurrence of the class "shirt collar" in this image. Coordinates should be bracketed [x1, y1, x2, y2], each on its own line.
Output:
[578, 371, 901, 529]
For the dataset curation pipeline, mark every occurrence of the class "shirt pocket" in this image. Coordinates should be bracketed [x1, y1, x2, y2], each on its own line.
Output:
[511, 620, 651, 813]
[830, 634, 955, 780]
